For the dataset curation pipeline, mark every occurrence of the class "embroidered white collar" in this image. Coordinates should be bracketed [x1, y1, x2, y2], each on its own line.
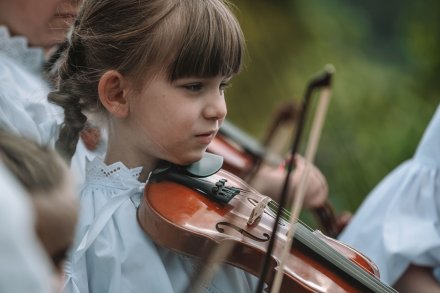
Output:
[85, 157, 144, 190]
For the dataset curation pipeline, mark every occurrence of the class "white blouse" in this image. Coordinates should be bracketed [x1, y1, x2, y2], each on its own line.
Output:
[339, 105, 440, 285]
[65, 158, 258, 293]
[0, 26, 60, 146]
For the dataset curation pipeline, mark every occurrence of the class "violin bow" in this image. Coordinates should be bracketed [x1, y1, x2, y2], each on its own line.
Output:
[256, 65, 335, 293]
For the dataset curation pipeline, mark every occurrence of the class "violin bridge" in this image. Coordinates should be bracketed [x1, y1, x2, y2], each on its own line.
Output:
[247, 196, 271, 226]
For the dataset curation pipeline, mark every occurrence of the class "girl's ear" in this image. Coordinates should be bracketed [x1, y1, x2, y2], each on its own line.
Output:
[98, 70, 130, 118]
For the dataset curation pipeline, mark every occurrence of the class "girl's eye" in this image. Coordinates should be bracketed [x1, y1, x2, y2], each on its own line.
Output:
[183, 83, 203, 92]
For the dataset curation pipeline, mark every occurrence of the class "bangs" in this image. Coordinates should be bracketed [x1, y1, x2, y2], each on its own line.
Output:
[166, 0, 245, 81]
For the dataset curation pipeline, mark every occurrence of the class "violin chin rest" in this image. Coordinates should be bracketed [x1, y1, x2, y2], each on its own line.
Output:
[185, 152, 224, 177]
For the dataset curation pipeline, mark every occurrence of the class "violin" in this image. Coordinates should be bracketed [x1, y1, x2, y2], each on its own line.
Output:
[137, 154, 396, 292]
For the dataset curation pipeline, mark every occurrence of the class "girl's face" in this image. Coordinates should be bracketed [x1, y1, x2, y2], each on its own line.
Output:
[126, 73, 230, 167]
[0, 0, 81, 49]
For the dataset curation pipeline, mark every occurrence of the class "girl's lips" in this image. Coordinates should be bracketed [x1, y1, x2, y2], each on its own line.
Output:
[195, 131, 216, 144]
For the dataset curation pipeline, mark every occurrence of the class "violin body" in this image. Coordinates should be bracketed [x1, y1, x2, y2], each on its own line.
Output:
[138, 168, 385, 292]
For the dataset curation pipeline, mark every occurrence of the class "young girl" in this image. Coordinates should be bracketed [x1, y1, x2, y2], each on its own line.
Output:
[49, 0, 259, 292]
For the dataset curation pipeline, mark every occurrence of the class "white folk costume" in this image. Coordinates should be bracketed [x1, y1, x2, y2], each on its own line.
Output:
[65, 158, 258, 293]
[0, 26, 59, 145]
[339, 105, 440, 285]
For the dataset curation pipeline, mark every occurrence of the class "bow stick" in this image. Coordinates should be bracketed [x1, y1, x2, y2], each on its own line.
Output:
[256, 65, 335, 293]
[270, 66, 334, 293]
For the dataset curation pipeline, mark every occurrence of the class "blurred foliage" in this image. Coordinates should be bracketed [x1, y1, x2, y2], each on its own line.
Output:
[227, 0, 440, 218]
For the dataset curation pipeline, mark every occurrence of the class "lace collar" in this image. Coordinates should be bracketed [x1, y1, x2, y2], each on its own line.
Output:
[0, 26, 45, 74]
[85, 157, 144, 190]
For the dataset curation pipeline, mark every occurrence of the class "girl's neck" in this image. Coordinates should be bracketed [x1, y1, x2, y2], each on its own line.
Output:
[104, 142, 158, 182]
[104, 124, 159, 182]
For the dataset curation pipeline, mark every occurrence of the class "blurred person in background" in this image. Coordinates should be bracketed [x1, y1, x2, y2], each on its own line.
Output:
[339, 105, 440, 292]
[0, 1, 83, 291]
[0, 0, 81, 145]
[0, 0, 105, 184]
[0, 129, 78, 293]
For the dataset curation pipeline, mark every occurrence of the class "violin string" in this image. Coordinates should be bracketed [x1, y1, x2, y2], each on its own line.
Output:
[267, 200, 312, 230]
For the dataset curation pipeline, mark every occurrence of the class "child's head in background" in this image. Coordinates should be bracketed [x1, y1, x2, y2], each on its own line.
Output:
[0, 130, 78, 277]
[0, 0, 82, 50]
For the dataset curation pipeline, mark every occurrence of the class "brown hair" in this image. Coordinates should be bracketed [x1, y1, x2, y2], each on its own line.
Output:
[49, 0, 245, 160]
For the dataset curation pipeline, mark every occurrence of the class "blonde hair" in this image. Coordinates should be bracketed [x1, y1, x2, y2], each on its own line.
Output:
[49, 0, 245, 160]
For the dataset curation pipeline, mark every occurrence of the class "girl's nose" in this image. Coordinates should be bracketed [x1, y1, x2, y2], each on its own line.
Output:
[203, 91, 227, 120]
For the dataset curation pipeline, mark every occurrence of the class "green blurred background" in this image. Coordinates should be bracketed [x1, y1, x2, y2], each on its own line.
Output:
[226, 0, 440, 224]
